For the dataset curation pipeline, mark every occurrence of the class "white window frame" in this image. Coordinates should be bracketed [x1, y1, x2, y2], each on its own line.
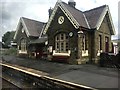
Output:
[82, 34, 88, 56]
[55, 33, 69, 53]
[97, 35, 102, 56]
[19, 38, 27, 53]
[98, 35, 102, 51]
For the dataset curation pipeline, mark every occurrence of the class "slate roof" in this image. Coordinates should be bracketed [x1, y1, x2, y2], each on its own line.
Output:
[62, 2, 89, 28]
[61, 2, 107, 29]
[84, 5, 107, 29]
[30, 37, 47, 44]
[21, 17, 45, 37]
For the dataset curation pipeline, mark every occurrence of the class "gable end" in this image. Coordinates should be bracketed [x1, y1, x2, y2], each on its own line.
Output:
[96, 6, 115, 35]
[14, 18, 30, 40]
[43, 1, 80, 35]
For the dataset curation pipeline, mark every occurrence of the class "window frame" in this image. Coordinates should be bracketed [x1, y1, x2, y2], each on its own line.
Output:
[82, 34, 88, 51]
[55, 33, 69, 53]
[98, 35, 102, 50]
[20, 38, 27, 52]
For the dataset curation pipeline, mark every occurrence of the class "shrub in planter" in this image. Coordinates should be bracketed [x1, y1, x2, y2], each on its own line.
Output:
[99, 52, 108, 67]
[116, 51, 120, 68]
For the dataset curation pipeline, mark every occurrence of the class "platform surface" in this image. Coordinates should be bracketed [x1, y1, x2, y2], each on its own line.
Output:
[0, 55, 119, 89]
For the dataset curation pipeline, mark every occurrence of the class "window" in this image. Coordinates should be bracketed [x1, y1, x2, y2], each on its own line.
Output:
[105, 36, 109, 52]
[55, 33, 69, 53]
[82, 34, 88, 51]
[99, 35, 102, 50]
[20, 38, 27, 52]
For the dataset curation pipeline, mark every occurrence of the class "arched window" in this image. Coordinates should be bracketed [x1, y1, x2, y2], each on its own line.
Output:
[98, 35, 102, 50]
[55, 33, 69, 53]
[82, 34, 88, 51]
[105, 36, 109, 52]
[20, 38, 27, 52]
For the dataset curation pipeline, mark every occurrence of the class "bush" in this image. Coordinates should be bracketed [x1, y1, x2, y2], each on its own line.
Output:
[3, 48, 17, 55]
[99, 52, 108, 67]
[99, 52, 120, 68]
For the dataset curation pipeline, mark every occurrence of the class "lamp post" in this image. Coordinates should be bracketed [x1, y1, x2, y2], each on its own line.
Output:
[77, 30, 83, 64]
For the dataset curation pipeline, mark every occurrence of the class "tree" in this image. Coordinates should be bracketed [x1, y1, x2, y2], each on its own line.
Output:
[2, 31, 15, 47]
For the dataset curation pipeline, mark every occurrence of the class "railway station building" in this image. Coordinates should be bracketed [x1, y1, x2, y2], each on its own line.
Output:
[14, 0, 115, 64]
[13, 17, 47, 58]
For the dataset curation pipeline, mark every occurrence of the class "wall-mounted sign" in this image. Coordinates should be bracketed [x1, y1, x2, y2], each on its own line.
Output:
[69, 32, 73, 37]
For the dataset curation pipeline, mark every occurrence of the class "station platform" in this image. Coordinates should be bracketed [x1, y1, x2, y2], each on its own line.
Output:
[0, 55, 119, 89]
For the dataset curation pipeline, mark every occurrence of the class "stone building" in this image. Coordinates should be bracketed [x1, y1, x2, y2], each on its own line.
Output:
[14, 0, 115, 64]
[14, 17, 47, 58]
[43, 0, 115, 64]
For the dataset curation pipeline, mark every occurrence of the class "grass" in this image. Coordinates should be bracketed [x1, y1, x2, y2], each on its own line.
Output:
[1, 48, 17, 55]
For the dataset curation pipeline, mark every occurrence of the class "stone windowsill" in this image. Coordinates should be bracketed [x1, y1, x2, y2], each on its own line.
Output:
[19, 50, 27, 54]
[53, 50, 71, 56]
[82, 50, 88, 56]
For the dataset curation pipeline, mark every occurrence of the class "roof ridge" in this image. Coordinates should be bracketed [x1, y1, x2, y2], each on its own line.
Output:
[61, 2, 107, 14]
[84, 5, 107, 13]
[21, 17, 45, 37]
[83, 13, 90, 29]
[61, 2, 83, 13]
[21, 17, 45, 24]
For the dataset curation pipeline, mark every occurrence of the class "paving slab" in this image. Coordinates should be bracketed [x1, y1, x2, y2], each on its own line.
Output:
[55, 70, 118, 88]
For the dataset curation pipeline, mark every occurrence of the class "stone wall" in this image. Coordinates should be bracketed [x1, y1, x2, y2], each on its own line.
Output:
[47, 7, 78, 64]
[93, 15, 113, 64]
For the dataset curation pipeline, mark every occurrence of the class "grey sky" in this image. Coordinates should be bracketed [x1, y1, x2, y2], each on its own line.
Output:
[0, 0, 119, 41]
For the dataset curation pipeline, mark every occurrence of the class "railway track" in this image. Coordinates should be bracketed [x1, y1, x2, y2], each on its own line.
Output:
[1, 77, 20, 89]
[1, 62, 97, 90]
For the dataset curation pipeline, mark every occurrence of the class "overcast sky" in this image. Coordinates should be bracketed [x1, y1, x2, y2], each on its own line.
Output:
[0, 0, 119, 42]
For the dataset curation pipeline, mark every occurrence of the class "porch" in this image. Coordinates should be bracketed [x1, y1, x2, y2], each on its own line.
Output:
[28, 38, 47, 59]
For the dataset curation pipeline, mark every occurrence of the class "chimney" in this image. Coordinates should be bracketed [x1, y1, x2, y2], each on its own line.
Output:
[48, 7, 53, 18]
[68, 0, 76, 8]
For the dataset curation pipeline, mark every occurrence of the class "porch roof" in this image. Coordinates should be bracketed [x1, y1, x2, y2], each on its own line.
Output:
[29, 37, 47, 44]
